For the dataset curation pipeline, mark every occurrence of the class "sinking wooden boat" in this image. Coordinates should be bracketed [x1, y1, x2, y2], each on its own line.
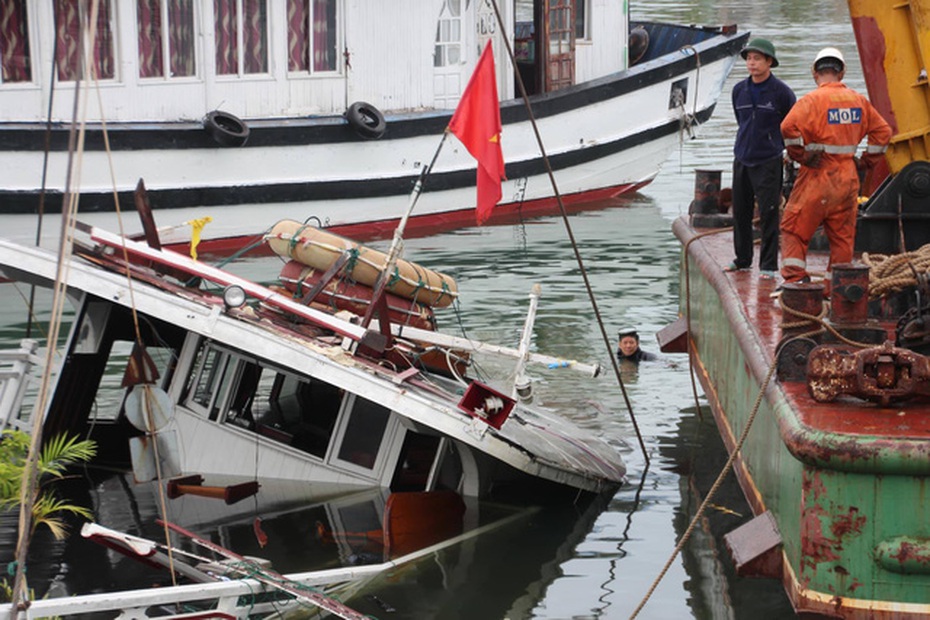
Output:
[0, 215, 624, 502]
[0, 1, 748, 253]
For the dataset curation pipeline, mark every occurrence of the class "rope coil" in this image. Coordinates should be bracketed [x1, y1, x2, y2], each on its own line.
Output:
[863, 244, 930, 298]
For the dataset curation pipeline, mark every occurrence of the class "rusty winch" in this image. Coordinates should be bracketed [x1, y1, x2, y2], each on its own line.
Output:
[895, 272, 930, 355]
[807, 341, 930, 405]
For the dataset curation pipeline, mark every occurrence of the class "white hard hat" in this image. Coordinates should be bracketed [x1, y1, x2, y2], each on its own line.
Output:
[813, 47, 845, 71]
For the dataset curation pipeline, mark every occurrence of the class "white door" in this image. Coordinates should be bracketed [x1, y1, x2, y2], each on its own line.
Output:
[433, 0, 466, 109]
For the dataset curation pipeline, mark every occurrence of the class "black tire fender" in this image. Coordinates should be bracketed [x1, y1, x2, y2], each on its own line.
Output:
[345, 101, 386, 139]
[203, 110, 250, 147]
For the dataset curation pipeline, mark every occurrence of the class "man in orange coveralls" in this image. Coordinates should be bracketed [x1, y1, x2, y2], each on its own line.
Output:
[779, 47, 892, 285]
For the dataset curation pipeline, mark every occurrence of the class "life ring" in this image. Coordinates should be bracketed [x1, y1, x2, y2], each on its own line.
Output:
[345, 101, 386, 139]
[203, 110, 250, 147]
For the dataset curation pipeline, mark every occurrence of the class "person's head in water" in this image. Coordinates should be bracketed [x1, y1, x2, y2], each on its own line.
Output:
[617, 328, 641, 358]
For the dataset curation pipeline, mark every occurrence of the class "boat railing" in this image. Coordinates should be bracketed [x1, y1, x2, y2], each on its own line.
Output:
[0, 339, 42, 434]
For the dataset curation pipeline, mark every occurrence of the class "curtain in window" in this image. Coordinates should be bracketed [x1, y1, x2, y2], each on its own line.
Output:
[213, 0, 236, 74]
[168, 0, 194, 77]
[137, 0, 163, 77]
[312, 0, 333, 72]
[286, 0, 308, 71]
[243, 0, 266, 73]
[215, 0, 266, 75]
[54, 0, 113, 81]
[1, 0, 31, 82]
[287, 0, 334, 73]
[92, 0, 113, 77]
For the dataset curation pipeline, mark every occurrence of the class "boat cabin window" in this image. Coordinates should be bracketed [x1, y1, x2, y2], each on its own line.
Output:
[0, 0, 31, 83]
[213, 0, 269, 76]
[286, 0, 338, 73]
[136, 0, 196, 79]
[249, 371, 342, 458]
[54, 0, 116, 81]
[391, 433, 442, 491]
[183, 342, 343, 458]
[434, 0, 462, 68]
[184, 344, 233, 419]
[335, 395, 390, 470]
[575, 0, 589, 41]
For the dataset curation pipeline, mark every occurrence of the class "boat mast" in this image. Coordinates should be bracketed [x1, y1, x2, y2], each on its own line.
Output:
[360, 133, 451, 333]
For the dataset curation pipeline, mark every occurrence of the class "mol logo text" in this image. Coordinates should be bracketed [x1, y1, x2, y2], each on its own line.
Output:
[827, 107, 862, 124]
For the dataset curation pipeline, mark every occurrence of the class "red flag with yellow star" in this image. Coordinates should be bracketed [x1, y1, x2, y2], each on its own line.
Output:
[448, 41, 506, 225]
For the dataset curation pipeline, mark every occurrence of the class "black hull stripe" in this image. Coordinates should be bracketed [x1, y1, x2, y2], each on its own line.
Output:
[0, 28, 746, 152]
[0, 106, 715, 214]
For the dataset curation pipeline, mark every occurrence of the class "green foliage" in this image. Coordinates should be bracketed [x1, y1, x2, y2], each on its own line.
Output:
[0, 430, 96, 540]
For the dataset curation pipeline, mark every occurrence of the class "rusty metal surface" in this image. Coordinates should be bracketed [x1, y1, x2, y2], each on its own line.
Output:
[691, 169, 723, 214]
[777, 338, 818, 382]
[807, 342, 930, 405]
[724, 510, 783, 579]
[657, 315, 689, 353]
[875, 536, 930, 575]
[674, 215, 930, 618]
[831, 262, 871, 324]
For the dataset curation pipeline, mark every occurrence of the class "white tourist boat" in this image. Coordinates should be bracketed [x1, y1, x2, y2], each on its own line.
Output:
[0, 0, 748, 253]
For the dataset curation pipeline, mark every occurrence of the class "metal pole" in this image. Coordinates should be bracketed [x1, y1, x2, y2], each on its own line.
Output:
[360, 132, 450, 329]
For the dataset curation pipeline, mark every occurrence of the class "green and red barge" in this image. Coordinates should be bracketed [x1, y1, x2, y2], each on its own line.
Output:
[673, 213, 930, 618]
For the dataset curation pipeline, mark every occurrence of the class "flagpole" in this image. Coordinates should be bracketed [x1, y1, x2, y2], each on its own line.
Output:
[487, 0, 650, 466]
[360, 132, 449, 329]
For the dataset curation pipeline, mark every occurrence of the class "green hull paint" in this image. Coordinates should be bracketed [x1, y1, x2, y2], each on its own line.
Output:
[678, 220, 930, 615]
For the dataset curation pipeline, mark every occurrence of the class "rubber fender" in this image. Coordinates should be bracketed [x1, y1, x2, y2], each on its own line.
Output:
[345, 101, 386, 139]
[203, 110, 250, 147]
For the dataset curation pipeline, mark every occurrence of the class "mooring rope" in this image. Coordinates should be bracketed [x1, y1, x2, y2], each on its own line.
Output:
[629, 335, 787, 618]
[863, 243, 930, 298]
[776, 295, 876, 349]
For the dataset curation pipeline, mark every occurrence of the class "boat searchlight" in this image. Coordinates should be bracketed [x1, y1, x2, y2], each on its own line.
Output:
[222, 285, 247, 310]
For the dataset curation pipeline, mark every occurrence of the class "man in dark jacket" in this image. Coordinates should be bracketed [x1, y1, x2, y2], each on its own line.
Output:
[617, 328, 656, 364]
[727, 38, 796, 280]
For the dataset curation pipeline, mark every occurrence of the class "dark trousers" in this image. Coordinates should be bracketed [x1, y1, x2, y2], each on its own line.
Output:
[731, 157, 783, 271]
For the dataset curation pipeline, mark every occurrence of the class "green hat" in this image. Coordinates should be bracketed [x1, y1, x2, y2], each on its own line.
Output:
[618, 327, 639, 340]
[741, 38, 778, 68]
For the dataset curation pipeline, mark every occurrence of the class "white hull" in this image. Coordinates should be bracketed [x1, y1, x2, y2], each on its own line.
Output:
[0, 22, 747, 250]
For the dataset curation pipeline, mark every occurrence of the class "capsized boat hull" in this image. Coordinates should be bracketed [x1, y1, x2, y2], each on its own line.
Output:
[674, 217, 930, 618]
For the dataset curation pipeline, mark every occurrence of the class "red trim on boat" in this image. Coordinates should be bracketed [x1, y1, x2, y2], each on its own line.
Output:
[167, 181, 649, 257]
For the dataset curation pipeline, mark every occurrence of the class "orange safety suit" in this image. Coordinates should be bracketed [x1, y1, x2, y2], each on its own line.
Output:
[779, 82, 892, 284]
